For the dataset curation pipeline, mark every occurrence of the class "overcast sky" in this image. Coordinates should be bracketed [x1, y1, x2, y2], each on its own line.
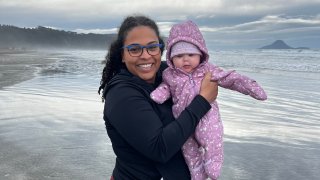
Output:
[1, 0, 320, 49]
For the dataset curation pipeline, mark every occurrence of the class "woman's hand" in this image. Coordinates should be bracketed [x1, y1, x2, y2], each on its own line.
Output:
[199, 72, 218, 103]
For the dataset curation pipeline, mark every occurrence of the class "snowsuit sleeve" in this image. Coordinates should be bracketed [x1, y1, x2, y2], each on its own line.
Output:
[150, 81, 171, 104]
[209, 64, 267, 100]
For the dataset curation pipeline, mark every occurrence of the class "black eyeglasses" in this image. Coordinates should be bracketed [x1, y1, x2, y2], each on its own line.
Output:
[122, 43, 163, 57]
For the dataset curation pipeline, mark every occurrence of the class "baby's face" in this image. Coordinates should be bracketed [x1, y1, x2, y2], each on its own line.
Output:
[172, 53, 201, 73]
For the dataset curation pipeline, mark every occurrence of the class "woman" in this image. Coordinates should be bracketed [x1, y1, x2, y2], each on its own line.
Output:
[98, 15, 218, 180]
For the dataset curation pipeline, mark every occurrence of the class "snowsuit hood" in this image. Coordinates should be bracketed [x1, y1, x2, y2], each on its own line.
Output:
[166, 20, 209, 69]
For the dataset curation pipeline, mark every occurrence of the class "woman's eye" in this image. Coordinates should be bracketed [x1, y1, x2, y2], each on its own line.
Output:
[129, 47, 141, 53]
[148, 46, 157, 51]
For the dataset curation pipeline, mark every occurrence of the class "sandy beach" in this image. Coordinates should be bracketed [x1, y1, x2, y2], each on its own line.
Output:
[0, 49, 319, 180]
[0, 50, 114, 180]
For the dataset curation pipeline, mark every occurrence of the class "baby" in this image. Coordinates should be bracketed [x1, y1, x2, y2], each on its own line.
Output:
[151, 21, 267, 180]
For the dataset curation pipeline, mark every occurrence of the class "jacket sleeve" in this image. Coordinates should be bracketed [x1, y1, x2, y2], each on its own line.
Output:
[209, 64, 267, 100]
[150, 82, 171, 104]
[105, 83, 211, 163]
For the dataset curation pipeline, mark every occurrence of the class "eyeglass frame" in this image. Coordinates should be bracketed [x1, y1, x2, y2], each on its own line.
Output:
[122, 43, 163, 57]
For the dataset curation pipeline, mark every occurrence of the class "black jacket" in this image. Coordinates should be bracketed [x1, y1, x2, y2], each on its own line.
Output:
[103, 63, 211, 180]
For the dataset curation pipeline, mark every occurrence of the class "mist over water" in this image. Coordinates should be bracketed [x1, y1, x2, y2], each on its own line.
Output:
[0, 49, 319, 180]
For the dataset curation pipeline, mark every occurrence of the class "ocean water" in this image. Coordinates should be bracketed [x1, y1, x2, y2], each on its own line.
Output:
[0, 49, 319, 180]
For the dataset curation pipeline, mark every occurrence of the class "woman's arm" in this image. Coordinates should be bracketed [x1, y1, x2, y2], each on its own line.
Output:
[105, 83, 211, 163]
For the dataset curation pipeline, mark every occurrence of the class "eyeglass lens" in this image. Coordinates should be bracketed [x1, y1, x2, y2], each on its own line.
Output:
[127, 44, 161, 57]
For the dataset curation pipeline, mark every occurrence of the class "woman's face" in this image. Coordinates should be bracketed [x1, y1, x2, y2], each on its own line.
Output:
[122, 26, 162, 83]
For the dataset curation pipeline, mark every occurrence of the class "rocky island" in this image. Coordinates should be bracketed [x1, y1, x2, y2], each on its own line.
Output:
[260, 40, 309, 49]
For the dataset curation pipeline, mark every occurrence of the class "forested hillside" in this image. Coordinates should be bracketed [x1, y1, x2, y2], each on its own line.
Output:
[0, 25, 116, 50]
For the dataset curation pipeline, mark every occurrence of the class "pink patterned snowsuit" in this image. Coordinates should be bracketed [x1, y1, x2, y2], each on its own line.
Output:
[150, 21, 267, 180]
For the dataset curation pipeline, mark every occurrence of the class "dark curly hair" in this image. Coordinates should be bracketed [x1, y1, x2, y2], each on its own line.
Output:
[98, 15, 165, 95]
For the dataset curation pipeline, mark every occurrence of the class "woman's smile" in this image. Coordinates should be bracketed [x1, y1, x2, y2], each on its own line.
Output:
[137, 63, 153, 70]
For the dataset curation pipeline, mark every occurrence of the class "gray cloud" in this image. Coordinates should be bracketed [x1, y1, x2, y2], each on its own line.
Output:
[1, 0, 320, 49]
[200, 15, 320, 49]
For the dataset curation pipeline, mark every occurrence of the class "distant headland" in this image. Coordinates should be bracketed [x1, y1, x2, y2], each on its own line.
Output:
[0, 25, 116, 50]
[260, 40, 310, 49]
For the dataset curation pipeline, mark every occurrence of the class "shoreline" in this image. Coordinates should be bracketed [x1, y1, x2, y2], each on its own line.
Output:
[0, 50, 58, 89]
[0, 49, 319, 180]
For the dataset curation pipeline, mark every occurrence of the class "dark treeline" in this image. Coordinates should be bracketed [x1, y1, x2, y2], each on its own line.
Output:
[0, 25, 116, 50]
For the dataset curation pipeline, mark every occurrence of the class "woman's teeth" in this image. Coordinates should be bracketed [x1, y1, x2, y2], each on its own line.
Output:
[139, 64, 152, 68]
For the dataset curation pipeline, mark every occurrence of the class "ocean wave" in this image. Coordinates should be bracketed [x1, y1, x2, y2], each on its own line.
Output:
[209, 49, 320, 74]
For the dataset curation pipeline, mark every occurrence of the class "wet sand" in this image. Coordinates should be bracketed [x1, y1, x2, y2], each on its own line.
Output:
[1, 49, 319, 180]
[0, 50, 114, 179]
[0, 50, 57, 89]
